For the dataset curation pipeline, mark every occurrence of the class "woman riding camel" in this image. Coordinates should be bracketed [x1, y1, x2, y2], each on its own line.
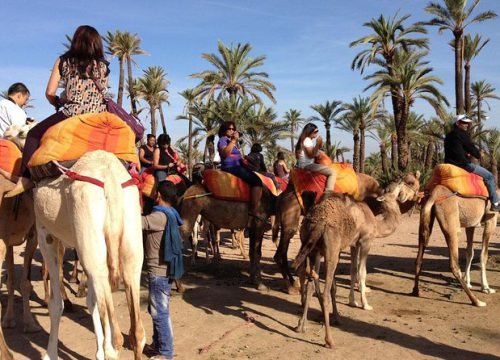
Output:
[139, 134, 156, 171]
[153, 133, 190, 185]
[295, 122, 336, 193]
[7, 25, 110, 197]
[273, 151, 290, 182]
[217, 121, 264, 221]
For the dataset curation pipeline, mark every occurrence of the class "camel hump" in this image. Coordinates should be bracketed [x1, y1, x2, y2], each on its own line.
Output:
[0, 139, 22, 176]
[426, 164, 488, 198]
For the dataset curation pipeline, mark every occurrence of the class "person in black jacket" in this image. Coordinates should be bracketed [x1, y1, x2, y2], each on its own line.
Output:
[444, 114, 500, 211]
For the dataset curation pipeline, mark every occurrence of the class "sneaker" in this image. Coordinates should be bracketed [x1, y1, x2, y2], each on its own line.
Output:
[490, 203, 500, 212]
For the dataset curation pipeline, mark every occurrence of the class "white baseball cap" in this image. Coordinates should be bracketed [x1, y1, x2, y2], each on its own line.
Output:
[455, 114, 473, 123]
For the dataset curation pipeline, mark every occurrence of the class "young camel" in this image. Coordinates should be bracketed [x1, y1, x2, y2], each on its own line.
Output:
[33, 150, 145, 360]
[272, 172, 384, 293]
[294, 174, 420, 348]
[413, 185, 498, 306]
[180, 184, 274, 289]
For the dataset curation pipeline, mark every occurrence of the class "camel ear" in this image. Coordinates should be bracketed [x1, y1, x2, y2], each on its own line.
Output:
[415, 170, 421, 180]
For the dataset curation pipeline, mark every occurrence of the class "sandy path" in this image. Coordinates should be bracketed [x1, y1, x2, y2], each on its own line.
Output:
[3, 213, 500, 359]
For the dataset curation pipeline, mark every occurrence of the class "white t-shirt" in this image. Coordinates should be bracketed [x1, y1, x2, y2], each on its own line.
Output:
[0, 98, 27, 136]
[297, 137, 317, 168]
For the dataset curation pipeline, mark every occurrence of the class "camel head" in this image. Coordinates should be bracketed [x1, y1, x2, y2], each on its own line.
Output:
[379, 171, 421, 204]
[3, 122, 37, 150]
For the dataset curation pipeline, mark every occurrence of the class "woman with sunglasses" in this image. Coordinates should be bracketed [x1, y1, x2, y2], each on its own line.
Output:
[295, 122, 336, 192]
[217, 121, 264, 220]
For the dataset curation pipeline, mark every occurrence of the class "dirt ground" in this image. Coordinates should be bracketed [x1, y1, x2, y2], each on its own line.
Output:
[3, 213, 500, 360]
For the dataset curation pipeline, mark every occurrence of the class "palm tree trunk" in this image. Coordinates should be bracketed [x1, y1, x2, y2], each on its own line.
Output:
[396, 103, 410, 171]
[454, 33, 465, 114]
[464, 63, 471, 115]
[150, 105, 157, 137]
[391, 132, 398, 170]
[117, 57, 125, 107]
[290, 124, 295, 151]
[187, 113, 193, 179]
[359, 127, 365, 173]
[325, 122, 331, 148]
[127, 56, 138, 116]
[425, 141, 435, 170]
[477, 99, 482, 123]
[158, 105, 167, 135]
[380, 143, 388, 174]
[353, 132, 360, 172]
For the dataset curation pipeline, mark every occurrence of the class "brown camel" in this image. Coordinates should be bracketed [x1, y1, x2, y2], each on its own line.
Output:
[294, 173, 420, 348]
[179, 184, 274, 289]
[272, 172, 383, 292]
[413, 185, 497, 306]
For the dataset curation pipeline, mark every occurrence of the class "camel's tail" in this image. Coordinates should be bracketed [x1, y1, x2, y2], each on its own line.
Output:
[292, 221, 324, 271]
[419, 196, 435, 248]
[102, 170, 124, 290]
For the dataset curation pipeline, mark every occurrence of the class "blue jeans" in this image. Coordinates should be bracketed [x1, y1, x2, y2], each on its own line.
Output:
[148, 274, 173, 359]
[464, 163, 499, 203]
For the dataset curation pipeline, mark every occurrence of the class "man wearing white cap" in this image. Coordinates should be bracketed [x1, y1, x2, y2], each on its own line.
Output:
[444, 114, 500, 211]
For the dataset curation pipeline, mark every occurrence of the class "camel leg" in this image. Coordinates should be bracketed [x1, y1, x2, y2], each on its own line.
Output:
[77, 271, 88, 298]
[57, 243, 73, 313]
[464, 227, 475, 289]
[37, 231, 64, 360]
[273, 227, 299, 294]
[2, 246, 16, 328]
[86, 281, 105, 360]
[42, 258, 50, 306]
[445, 232, 485, 307]
[249, 219, 267, 290]
[0, 240, 14, 360]
[213, 227, 221, 261]
[236, 230, 246, 260]
[358, 239, 373, 311]
[413, 204, 435, 297]
[349, 245, 360, 307]
[190, 215, 201, 265]
[70, 249, 79, 283]
[21, 230, 42, 332]
[295, 263, 315, 333]
[480, 217, 496, 294]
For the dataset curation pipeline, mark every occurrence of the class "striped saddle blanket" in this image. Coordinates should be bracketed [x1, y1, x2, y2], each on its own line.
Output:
[203, 169, 278, 202]
[425, 163, 488, 197]
[28, 112, 139, 172]
[141, 167, 184, 198]
[0, 139, 22, 176]
[291, 163, 359, 206]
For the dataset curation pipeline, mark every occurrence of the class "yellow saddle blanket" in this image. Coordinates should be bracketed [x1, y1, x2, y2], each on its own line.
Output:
[425, 164, 488, 197]
[0, 139, 22, 176]
[28, 112, 139, 168]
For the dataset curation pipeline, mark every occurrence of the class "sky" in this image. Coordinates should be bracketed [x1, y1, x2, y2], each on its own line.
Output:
[1, 0, 499, 157]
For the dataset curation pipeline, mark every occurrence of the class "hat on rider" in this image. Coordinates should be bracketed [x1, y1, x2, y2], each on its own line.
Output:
[454, 114, 473, 124]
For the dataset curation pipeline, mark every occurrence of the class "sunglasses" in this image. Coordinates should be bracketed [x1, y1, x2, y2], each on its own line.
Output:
[228, 127, 236, 130]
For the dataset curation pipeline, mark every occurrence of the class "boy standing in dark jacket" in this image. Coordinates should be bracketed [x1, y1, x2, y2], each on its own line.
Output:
[444, 115, 500, 211]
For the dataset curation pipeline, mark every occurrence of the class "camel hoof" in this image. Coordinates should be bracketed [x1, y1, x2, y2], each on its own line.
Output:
[348, 300, 359, 308]
[324, 341, 334, 349]
[474, 300, 487, 307]
[364, 286, 372, 293]
[256, 283, 269, 292]
[332, 316, 342, 326]
[24, 321, 42, 333]
[294, 325, 305, 333]
[482, 287, 496, 294]
[363, 304, 373, 311]
[411, 288, 420, 297]
[176, 286, 186, 294]
[2, 318, 16, 328]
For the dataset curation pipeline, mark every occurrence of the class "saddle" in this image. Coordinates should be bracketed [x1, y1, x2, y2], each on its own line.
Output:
[203, 169, 278, 202]
[28, 112, 139, 181]
[0, 139, 22, 176]
[426, 163, 488, 198]
[141, 167, 185, 198]
[290, 163, 359, 207]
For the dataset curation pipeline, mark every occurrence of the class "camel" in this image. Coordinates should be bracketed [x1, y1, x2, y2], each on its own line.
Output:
[272, 172, 384, 293]
[412, 185, 498, 307]
[294, 173, 420, 348]
[179, 184, 274, 289]
[33, 150, 145, 360]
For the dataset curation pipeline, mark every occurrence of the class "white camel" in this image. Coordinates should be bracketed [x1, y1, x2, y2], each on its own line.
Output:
[34, 150, 145, 360]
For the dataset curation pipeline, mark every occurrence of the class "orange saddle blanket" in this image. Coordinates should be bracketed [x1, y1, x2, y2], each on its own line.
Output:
[0, 139, 22, 176]
[291, 163, 359, 206]
[203, 169, 278, 202]
[425, 164, 488, 197]
[28, 112, 139, 168]
[141, 168, 183, 198]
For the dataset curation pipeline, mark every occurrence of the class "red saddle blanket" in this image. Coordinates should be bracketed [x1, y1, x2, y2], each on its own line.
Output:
[0, 139, 22, 176]
[141, 168, 183, 198]
[28, 112, 139, 168]
[203, 169, 278, 202]
[290, 163, 359, 206]
[425, 164, 488, 197]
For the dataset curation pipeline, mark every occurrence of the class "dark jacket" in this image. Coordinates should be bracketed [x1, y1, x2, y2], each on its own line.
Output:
[444, 125, 481, 170]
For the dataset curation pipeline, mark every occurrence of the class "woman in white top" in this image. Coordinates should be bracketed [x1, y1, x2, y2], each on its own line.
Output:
[295, 122, 336, 192]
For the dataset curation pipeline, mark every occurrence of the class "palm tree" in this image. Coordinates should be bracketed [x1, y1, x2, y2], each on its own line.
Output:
[310, 100, 344, 150]
[351, 12, 428, 143]
[423, 0, 497, 114]
[470, 80, 500, 124]
[104, 31, 147, 113]
[179, 88, 200, 178]
[421, 117, 447, 170]
[283, 109, 305, 151]
[190, 41, 276, 104]
[134, 66, 169, 137]
[480, 129, 500, 185]
[462, 34, 489, 114]
[371, 115, 393, 173]
[240, 106, 289, 149]
[366, 50, 448, 170]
